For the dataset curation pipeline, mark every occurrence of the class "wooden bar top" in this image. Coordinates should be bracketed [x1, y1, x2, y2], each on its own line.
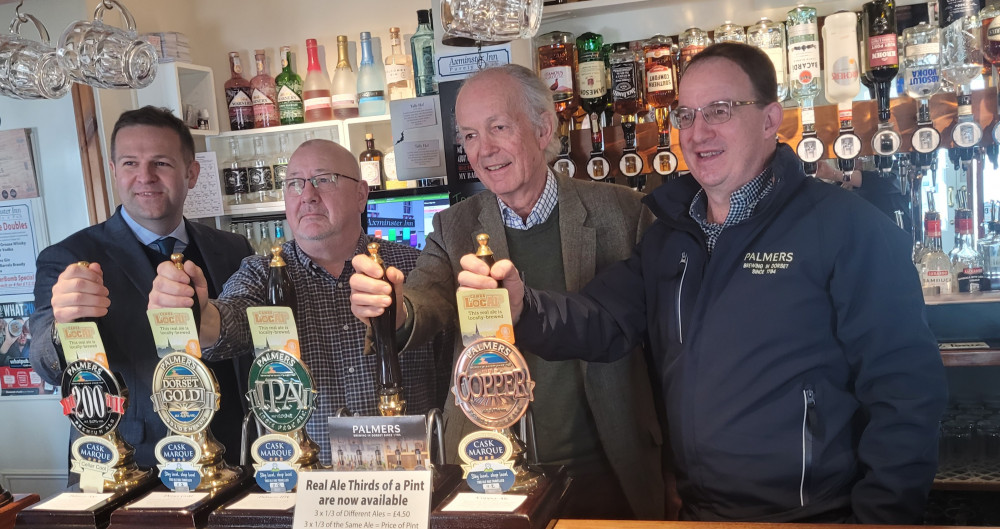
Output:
[553, 521, 992, 529]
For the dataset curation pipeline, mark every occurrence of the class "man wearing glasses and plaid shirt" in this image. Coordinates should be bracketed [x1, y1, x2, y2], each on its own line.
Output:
[456, 43, 947, 524]
[149, 139, 450, 466]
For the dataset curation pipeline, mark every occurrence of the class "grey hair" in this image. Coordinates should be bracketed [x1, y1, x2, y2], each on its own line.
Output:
[459, 64, 561, 163]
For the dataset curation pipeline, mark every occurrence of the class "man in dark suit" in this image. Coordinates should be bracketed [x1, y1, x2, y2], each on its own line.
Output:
[350, 65, 666, 520]
[30, 106, 254, 473]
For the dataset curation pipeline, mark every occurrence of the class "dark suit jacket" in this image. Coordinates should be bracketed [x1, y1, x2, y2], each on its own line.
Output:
[30, 207, 254, 470]
[402, 177, 666, 519]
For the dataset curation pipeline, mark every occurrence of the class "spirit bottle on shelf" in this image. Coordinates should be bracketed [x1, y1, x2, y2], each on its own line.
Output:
[942, 0, 982, 28]
[863, 0, 902, 171]
[823, 10, 862, 182]
[225, 51, 253, 131]
[610, 41, 645, 189]
[714, 21, 746, 43]
[679, 27, 712, 76]
[271, 133, 291, 201]
[411, 9, 438, 96]
[980, 1, 1000, 158]
[359, 133, 385, 191]
[941, 10, 983, 167]
[248, 136, 273, 203]
[644, 34, 679, 178]
[576, 31, 611, 182]
[242, 222, 255, 250]
[303, 38, 334, 122]
[385, 27, 415, 101]
[537, 30, 579, 179]
[257, 221, 274, 257]
[273, 221, 287, 246]
[951, 207, 985, 292]
[274, 46, 304, 125]
[267, 245, 296, 310]
[747, 17, 789, 101]
[981, 204, 1000, 290]
[788, 4, 823, 175]
[358, 32, 387, 117]
[223, 138, 249, 206]
[902, 22, 943, 171]
[250, 49, 279, 128]
[331, 35, 360, 120]
[918, 208, 955, 295]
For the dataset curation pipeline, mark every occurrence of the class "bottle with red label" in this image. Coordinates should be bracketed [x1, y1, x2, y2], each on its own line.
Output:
[863, 0, 902, 169]
[644, 34, 679, 178]
[303, 38, 334, 122]
[918, 209, 955, 295]
[250, 49, 280, 128]
[952, 208, 986, 292]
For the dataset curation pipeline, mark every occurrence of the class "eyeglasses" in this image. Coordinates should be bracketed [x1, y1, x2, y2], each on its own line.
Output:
[669, 100, 760, 130]
[283, 173, 360, 195]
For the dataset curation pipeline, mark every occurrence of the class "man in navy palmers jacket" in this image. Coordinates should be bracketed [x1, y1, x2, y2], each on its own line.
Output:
[457, 43, 947, 524]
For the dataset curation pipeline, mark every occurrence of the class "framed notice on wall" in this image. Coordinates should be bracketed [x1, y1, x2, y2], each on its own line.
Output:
[0, 129, 39, 201]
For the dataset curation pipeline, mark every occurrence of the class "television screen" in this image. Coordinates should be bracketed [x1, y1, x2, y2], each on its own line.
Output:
[365, 192, 451, 250]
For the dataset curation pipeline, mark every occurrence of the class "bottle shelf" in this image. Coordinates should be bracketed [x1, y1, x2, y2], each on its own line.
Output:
[213, 114, 390, 139]
[223, 201, 287, 216]
[925, 291, 1000, 306]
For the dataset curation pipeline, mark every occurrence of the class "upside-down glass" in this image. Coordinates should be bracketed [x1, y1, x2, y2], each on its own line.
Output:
[440, 0, 543, 45]
[58, 0, 157, 89]
[0, 13, 70, 99]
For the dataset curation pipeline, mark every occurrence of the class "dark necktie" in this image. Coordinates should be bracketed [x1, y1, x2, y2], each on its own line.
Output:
[151, 236, 177, 257]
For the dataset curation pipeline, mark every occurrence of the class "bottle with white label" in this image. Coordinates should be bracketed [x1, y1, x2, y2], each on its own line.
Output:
[303, 39, 334, 122]
[823, 11, 862, 181]
[385, 27, 415, 101]
[903, 21, 943, 168]
[787, 4, 823, 174]
[332, 35, 360, 119]
[359, 133, 384, 191]
[747, 18, 789, 101]
[358, 32, 387, 117]
[225, 52, 254, 131]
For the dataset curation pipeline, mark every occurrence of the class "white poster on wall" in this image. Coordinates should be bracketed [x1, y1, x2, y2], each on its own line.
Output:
[184, 152, 225, 219]
[0, 201, 38, 295]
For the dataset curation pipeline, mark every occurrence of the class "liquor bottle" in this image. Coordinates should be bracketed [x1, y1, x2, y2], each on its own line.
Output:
[358, 32, 387, 117]
[224, 51, 253, 131]
[266, 245, 296, 310]
[537, 30, 578, 178]
[942, 8, 983, 154]
[275, 46, 304, 125]
[862, 0, 900, 133]
[242, 222, 255, 250]
[714, 21, 746, 43]
[576, 32, 611, 181]
[679, 27, 712, 75]
[610, 42, 644, 186]
[250, 49, 280, 129]
[257, 221, 273, 257]
[331, 35, 361, 119]
[411, 9, 438, 96]
[223, 138, 249, 205]
[366, 242, 405, 416]
[981, 205, 1000, 290]
[747, 18, 789, 101]
[273, 221, 287, 246]
[823, 11, 862, 181]
[918, 210, 955, 295]
[644, 34, 679, 178]
[303, 38, 334, 122]
[248, 136, 273, 203]
[359, 133, 385, 190]
[787, 4, 823, 175]
[385, 27, 415, 101]
[902, 22, 943, 168]
[981, 1, 1000, 153]
[942, 0, 982, 28]
[271, 133, 292, 201]
[952, 208, 986, 292]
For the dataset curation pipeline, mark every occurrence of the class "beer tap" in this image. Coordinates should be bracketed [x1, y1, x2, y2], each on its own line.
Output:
[862, 0, 902, 174]
[902, 22, 944, 179]
[788, 4, 824, 176]
[644, 34, 680, 181]
[610, 42, 646, 190]
[823, 11, 862, 183]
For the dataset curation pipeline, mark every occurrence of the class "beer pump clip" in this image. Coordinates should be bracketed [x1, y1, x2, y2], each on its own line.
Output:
[823, 11, 863, 182]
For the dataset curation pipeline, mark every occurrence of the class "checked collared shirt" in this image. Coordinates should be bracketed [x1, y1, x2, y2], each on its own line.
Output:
[689, 167, 775, 253]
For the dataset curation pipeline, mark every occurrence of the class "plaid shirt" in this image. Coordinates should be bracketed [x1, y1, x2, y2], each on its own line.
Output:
[205, 233, 443, 466]
[689, 167, 775, 253]
[498, 171, 558, 229]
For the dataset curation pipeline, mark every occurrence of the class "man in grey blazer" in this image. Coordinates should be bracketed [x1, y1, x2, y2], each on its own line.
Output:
[350, 64, 665, 519]
[31, 107, 254, 474]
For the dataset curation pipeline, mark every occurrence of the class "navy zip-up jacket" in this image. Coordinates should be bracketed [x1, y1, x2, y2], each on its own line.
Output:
[516, 143, 947, 523]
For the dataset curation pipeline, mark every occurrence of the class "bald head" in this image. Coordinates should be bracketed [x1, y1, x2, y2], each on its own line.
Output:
[289, 139, 361, 181]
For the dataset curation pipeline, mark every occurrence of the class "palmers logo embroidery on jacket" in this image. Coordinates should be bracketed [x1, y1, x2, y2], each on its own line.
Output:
[742, 251, 794, 275]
